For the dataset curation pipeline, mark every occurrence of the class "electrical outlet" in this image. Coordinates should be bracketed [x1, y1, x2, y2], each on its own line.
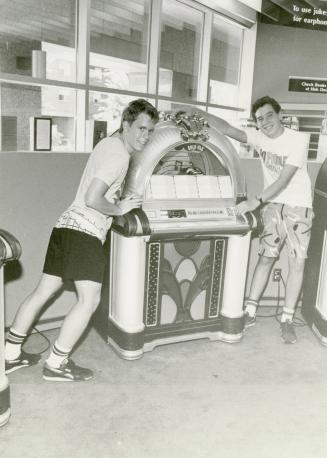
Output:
[273, 268, 282, 282]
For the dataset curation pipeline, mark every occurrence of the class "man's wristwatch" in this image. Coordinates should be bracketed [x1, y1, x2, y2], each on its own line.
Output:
[256, 195, 264, 206]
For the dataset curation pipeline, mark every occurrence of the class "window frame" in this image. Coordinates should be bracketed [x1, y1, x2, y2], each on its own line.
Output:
[0, 0, 250, 153]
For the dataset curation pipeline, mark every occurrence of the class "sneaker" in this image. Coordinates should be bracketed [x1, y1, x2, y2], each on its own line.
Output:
[244, 312, 256, 328]
[5, 350, 42, 374]
[43, 359, 93, 382]
[280, 320, 297, 344]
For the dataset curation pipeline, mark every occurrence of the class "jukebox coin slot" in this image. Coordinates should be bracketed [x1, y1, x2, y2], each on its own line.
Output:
[167, 209, 187, 218]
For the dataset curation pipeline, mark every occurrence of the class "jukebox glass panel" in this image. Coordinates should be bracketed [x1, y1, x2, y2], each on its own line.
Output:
[146, 143, 233, 200]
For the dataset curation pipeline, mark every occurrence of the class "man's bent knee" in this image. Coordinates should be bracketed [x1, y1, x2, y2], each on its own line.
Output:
[75, 280, 102, 313]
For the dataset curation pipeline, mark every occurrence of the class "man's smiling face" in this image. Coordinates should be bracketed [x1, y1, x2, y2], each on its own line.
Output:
[255, 104, 284, 139]
[123, 112, 156, 154]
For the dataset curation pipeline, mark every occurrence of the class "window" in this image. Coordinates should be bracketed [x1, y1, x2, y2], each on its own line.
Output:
[89, 91, 135, 135]
[209, 15, 243, 107]
[0, 82, 76, 151]
[89, 91, 155, 137]
[0, 0, 76, 83]
[158, 0, 203, 101]
[0, 0, 249, 153]
[89, 0, 150, 92]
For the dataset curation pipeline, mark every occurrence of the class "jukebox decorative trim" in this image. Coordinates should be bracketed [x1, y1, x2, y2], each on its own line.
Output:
[162, 112, 210, 142]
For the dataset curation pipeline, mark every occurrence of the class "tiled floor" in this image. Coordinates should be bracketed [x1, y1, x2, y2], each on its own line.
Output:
[2, 311, 327, 458]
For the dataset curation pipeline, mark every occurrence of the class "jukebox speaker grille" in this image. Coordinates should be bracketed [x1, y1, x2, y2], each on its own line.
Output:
[209, 239, 226, 318]
[145, 242, 161, 326]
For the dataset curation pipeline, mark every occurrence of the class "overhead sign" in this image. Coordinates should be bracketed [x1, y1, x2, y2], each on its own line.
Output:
[289, 77, 327, 94]
[290, 1, 327, 31]
[261, 1, 327, 31]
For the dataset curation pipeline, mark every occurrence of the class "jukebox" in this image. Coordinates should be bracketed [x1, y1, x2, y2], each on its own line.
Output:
[0, 229, 21, 427]
[302, 158, 327, 344]
[106, 113, 255, 359]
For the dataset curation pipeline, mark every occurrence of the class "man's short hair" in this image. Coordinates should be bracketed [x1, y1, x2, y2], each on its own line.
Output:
[251, 96, 281, 121]
[119, 99, 159, 133]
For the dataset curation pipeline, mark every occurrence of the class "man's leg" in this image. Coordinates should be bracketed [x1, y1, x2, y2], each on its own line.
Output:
[5, 273, 63, 372]
[244, 255, 275, 327]
[244, 203, 282, 327]
[43, 280, 101, 382]
[280, 206, 313, 343]
[284, 257, 305, 316]
[279, 257, 306, 344]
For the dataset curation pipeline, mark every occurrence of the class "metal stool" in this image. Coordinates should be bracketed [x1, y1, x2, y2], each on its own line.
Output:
[0, 229, 21, 427]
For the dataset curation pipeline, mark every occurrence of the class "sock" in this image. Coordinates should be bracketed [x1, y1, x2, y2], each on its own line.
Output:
[5, 328, 27, 361]
[45, 341, 71, 369]
[244, 299, 259, 317]
[281, 307, 294, 323]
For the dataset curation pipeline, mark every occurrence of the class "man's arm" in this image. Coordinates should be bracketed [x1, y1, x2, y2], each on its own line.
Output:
[179, 107, 247, 143]
[236, 164, 298, 214]
[85, 178, 142, 216]
[202, 111, 247, 144]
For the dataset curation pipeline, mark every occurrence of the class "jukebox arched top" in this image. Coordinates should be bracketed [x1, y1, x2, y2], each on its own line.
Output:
[114, 112, 254, 237]
[122, 112, 246, 203]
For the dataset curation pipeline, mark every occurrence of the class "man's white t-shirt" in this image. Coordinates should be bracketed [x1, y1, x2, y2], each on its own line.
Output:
[55, 137, 130, 243]
[245, 127, 312, 208]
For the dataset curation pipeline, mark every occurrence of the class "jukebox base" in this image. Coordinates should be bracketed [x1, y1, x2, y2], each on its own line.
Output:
[106, 314, 244, 360]
[0, 381, 10, 427]
[107, 232, 251, 360]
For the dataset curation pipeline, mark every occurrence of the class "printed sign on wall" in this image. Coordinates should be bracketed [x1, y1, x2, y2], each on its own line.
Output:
[289, 77, 327, 94]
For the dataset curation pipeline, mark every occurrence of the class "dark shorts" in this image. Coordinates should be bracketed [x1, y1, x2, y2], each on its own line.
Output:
[259, 203, 313, 259]
[43, 228, 107, 283]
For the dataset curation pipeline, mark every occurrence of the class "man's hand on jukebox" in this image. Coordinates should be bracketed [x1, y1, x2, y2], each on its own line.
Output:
[236, 165, 299, 216]
[117, 195, 143, 215]
[235, 198, 261, 215]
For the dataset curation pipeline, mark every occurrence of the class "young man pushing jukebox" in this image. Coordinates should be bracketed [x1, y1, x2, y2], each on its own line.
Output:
[5, 99, 159, 381]
[192, 96, 313, 344]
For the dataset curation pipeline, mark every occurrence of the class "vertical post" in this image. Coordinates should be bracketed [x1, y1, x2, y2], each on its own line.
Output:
[197, 11, 212, 104]
[147, 0, 162, 99]
[75, 0, 90, 151]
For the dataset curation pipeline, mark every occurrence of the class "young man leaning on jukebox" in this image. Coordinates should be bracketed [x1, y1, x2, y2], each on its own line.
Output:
[5, 99, 159, 381]
[193, 96, 313, 344]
